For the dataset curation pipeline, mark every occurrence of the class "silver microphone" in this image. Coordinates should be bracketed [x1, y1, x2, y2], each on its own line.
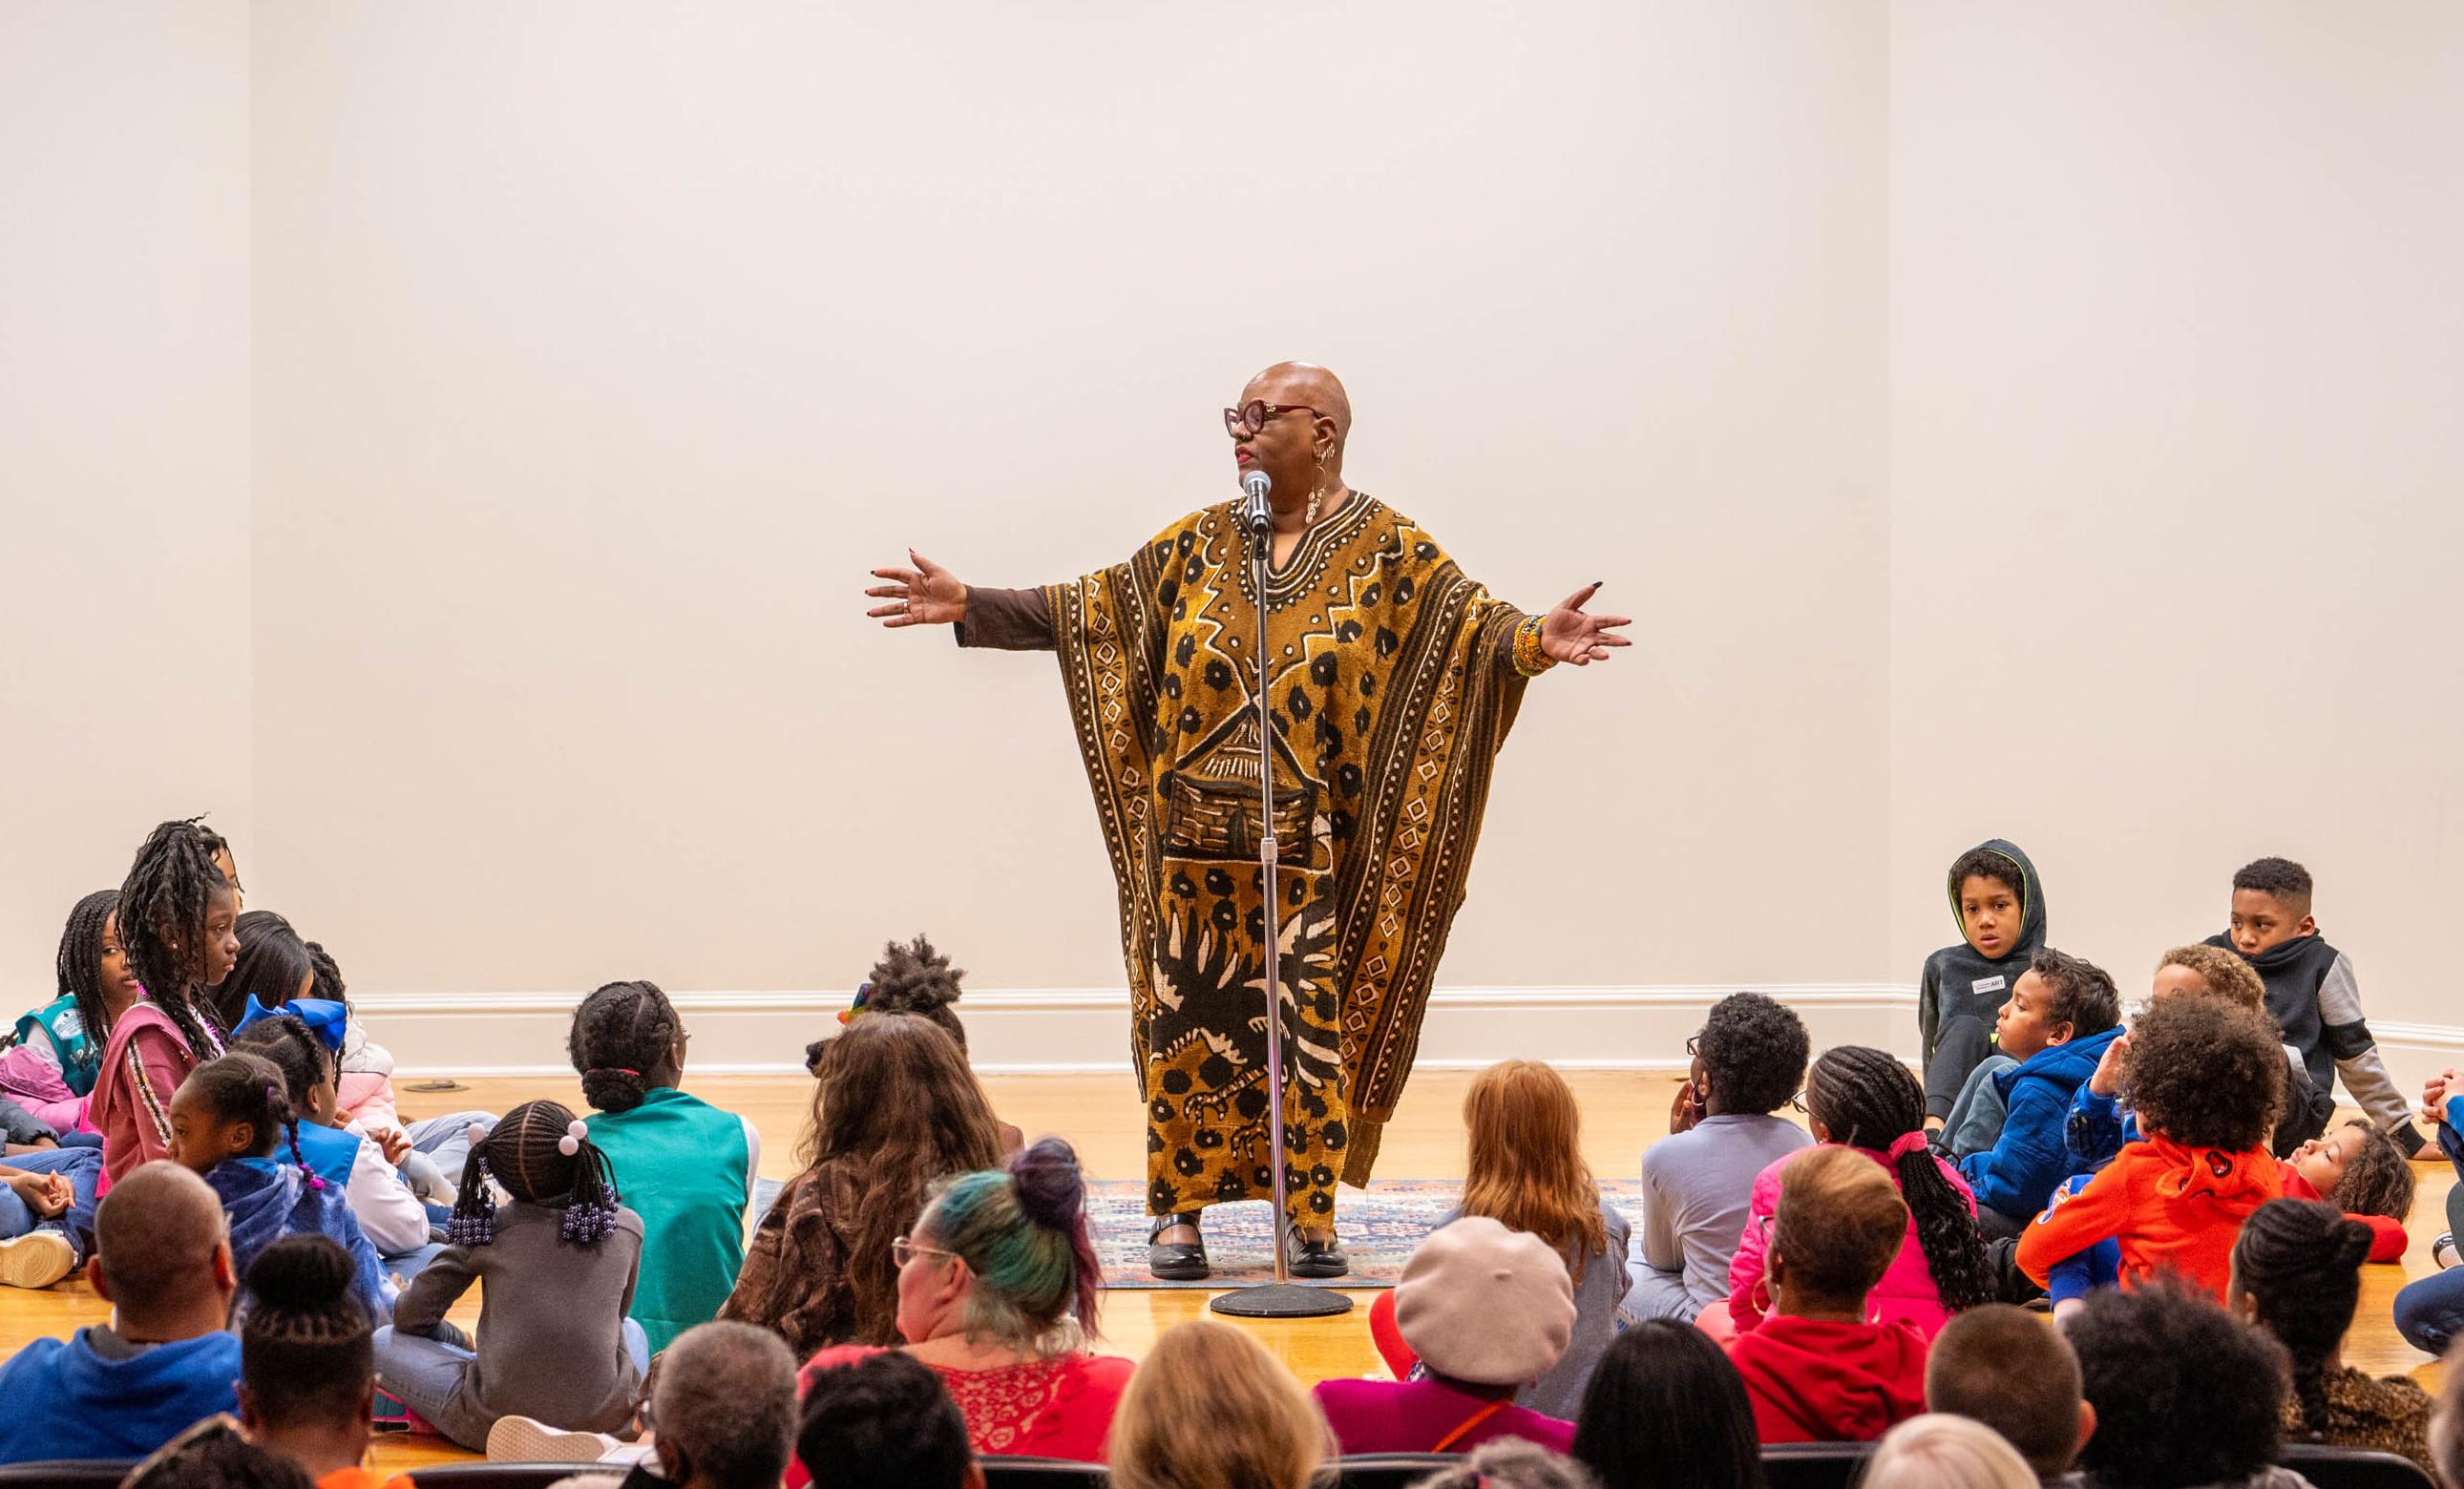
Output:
[1241, 468, 1273, 535]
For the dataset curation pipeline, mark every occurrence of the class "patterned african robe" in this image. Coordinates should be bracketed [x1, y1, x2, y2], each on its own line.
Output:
[973, 496, 1544, 1223]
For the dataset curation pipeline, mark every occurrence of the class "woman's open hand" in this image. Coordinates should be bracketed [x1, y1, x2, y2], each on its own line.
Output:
[866, 551, 968, 629]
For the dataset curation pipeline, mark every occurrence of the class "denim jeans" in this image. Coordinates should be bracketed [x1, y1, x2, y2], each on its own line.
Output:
[2390, 1122, 2464, 1354]
[373, 1317, 648, 1451]
[0, 1145, 104, 1263]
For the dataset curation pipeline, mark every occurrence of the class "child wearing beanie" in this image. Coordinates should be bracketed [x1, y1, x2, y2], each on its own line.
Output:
[1315, 1217, 1579, 1454]
[1728, 1146, 1930, 1443]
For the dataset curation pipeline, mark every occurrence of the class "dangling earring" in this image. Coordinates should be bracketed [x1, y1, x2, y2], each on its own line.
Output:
[1306, 448, 1327, 524]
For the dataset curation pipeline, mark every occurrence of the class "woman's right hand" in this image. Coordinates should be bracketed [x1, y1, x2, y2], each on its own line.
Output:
[865, 550, 969, 629]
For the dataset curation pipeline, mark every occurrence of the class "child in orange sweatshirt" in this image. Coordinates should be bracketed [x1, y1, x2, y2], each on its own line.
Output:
[2017, 994, 2285, 1302]
[1728, 1146, 1929, 1443]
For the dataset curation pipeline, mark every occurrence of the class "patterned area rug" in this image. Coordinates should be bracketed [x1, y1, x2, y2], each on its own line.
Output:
[1088, 1179, 1652, 1290]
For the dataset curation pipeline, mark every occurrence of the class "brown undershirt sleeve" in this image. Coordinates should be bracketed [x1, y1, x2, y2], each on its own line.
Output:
[952, 584, 1056, 651]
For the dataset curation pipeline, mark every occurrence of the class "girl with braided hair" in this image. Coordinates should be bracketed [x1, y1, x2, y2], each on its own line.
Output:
[232, 1014, 432, 1263]
[236, 1235, 380, 1487]
[95, 819, 240, 1187]
[2229, 1198, 2435, 1473]
[0, 890, 140, 1134]
[167, 1051, 390, 1323]
[568, 978, 756, 1353]
[377, 1099, 646, 1450]
[1728, 1045, 1993, 1340]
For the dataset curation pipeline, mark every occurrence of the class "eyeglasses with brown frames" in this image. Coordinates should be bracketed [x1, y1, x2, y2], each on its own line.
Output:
[1223, 400, 1331, 437]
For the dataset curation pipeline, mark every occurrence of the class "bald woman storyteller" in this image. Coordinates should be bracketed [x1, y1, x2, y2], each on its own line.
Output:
[865, 363, 1629, 1281]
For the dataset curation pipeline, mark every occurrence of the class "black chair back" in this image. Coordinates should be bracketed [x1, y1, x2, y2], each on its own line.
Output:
[979, 1458, 1110, 1486]
[1336, 1453, 1463, 1488]
[2279, 1445, 2437, 1489]
[408, 1464, 617, 1489]
[0, 1463, 138, 1489]
[1759, 1440, 1873, 1489]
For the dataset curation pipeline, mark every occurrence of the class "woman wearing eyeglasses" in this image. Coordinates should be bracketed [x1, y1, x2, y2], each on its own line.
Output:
[865, 361, 1631, 1280]
[787, 1139, 1132, 1475]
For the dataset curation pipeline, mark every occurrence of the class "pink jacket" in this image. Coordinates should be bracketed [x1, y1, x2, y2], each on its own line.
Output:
[1727, 1143, 1977, 1340]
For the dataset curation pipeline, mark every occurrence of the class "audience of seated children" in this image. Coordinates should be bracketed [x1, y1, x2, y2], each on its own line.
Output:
[2066, 1282, 2310, 1489]
[1382, 1059, 1627, 1417]
[1109, 1320, 1330, 1489]
[569, 978, 757, 1353]
[1412, 1441, 1600, 1489]
[170, 1051, 390, 1320]
[1317, 1216, 1577, 1453]
[230, 1012, 432, 1264]
[0, 1162, 241, 1464]
[636, 1322, 799, 1489]
[1572, 1320, 1766, 1489]
[1956, 949, 2123, 1238]
[234, 1236, 387, 1489]
[378, 1101, 648, 1451]
[2393, 1068, 2464, 1355]
[0, 889, 135, 1135]
[792, 1138, 1131, 1473]
[795, 1349, 980, 1489]
[2206, 856, 2422, 1156]
[2016, 993, 2285, 1303]
[1632, 991, 1811, 1321]
[1729, 1046, 1991, 1340]
[1924, 1304, 2095, 1483]
[1864, 1415, 2041, 1489]
[1919, 840, 2047, 1123]
[1727, 1145, 1929, 1444]
[834, 936, 1024, 1156]
[722, 1013, 1006, 1355]
[96, 820, 240, 1186]
[2231, 1198, 2435, 1473]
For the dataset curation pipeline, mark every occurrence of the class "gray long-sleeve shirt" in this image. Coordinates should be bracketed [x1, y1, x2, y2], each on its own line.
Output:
[1632, 1114, 1812, 1316]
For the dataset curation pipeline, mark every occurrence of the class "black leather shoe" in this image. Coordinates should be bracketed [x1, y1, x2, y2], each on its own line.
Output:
[1285, 1224, 1349, 1278]
[1148, 1213, 1209, 1281]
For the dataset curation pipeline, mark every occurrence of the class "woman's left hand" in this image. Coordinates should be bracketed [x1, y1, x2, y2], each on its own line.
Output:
[1540, 583, 1634, 666]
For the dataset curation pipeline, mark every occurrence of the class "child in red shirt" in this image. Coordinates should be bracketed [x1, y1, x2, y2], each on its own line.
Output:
[2017, 995, 2285, 1301]
[1728, 1146, 1928, 1443]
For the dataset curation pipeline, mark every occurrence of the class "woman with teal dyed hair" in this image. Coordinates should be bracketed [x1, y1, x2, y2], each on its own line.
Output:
[790, 1138, 1134, 1471]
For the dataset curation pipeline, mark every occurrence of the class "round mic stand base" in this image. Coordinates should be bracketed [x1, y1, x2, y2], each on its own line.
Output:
[1208, 1280, 1357, 1319]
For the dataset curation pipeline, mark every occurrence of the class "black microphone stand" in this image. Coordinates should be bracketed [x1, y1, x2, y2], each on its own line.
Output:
[1211, 482, 1354, 1321]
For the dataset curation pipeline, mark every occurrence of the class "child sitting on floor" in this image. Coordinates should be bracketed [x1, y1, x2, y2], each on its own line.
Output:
[1956, 948, 2123, 1238]
[570, 978, 758, 1354]
[1727, 1145, 1929, 1443]
[1728, 1046, 1992, 1341]
[96, 820, 240, 1187]
[167, 1051, 390, 1321]
[2230, 1198, 2435, 1473]
[1919, 840, 2047, 1124]
[0, 890, 138, 1136]
[2016, 994, 2285, 1303]
[1631, 991, 1811, 1321]
[377, 1101, 647, 1451]
[230, 1012, 432, 1265]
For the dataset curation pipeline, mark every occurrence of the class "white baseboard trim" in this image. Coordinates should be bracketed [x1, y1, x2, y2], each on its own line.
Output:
[355, 984, 1922, 1080]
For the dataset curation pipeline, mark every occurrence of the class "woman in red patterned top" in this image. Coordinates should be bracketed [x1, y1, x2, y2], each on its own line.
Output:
[790, 1138, 1132, 1475]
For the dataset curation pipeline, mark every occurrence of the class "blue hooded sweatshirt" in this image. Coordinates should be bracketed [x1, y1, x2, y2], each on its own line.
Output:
[0, 1327, 241, 1464]
[206, 1154, 390, 1321]
[1958, 1023, 2124, 1220]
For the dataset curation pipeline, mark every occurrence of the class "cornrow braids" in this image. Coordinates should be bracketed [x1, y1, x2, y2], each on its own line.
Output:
[567, 979, 682, 1114]
[1805, 1045, 1995, 1311]
[446, 1099, 623, 1247]
[182, 1052, 295, 1163]
[117, 818, 232, 1060]
[2233, 1199, 2373, 1442]
[231, 1015, 336, 1105]
[304, 939, 347, 1007]
[53, 889, 122, 1048]
[241, 1235, 372, 1430]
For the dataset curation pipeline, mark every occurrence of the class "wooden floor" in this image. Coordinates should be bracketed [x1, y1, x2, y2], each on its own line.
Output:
[1, 1071, 2448, 1472]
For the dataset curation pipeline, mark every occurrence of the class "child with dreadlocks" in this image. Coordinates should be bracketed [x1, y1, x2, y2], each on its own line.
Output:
[2229, 1198, 2435, 1475]
[169, 1051, 390, 1321]
[0, 889, 142, 1135]
[231, 1013, 432, 1263]
[95, 819, 238, 1188]
[1728, 1046, 1993, 1341]
[377, 1100, 647, 1450]
[569, 979, 758, 1353]
[236, 1235, 395, 1489]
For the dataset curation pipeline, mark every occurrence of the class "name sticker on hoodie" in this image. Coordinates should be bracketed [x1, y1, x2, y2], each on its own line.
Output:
[1970, 975, 2007, 995]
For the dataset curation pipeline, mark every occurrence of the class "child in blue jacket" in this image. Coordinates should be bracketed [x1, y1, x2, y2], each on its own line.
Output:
[1956, 948, 2123, 1238]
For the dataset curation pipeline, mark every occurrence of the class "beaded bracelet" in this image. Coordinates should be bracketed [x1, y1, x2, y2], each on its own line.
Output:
[1511, 614, 1557, 677]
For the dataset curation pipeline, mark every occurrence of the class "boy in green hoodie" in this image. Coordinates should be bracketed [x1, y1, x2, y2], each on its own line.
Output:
[1919, 840, 2048, 1126]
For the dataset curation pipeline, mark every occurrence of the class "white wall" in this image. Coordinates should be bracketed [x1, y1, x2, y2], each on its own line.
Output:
[0, 2, 255, 982]
[1887, 2, 2464, 1050]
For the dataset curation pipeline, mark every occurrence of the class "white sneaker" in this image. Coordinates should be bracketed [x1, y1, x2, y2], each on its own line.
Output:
[0, 1231, 75, 1290]
[2435, 1231, 2455, 1270]
[486, 1416, 621, 1463]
